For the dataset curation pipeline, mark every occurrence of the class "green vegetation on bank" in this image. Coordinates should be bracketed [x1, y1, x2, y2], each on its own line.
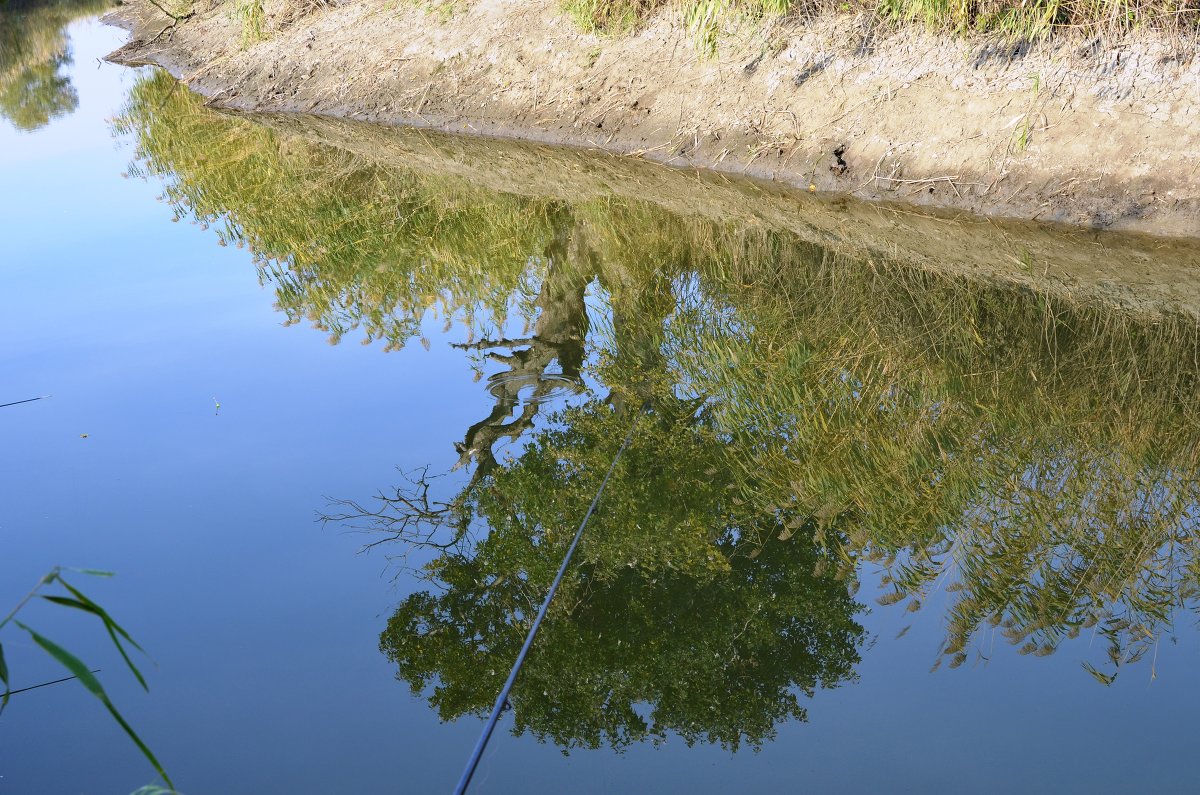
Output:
[211, 0, 1200, 56]
[561, 0, 1200, 39]
[117, 71, 1200, 709]
[231, 0, 265, 44]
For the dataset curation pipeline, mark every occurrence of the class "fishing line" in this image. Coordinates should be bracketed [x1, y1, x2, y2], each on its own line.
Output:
[0, 395, 51, 409]
[3, 669, 100, 697]
[453, 405, 645, 795]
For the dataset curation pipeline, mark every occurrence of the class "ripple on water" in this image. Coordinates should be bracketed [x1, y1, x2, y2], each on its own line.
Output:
[485, 371, 584, 405]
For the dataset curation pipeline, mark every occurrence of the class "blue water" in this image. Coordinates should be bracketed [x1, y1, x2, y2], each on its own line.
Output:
[2, 18, 1199, 795]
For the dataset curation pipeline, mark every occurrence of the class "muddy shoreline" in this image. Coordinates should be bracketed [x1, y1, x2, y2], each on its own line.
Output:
[105, 0, 1200, 238]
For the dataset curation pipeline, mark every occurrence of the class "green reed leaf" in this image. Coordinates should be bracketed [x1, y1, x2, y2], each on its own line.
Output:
[40, 595, 149, 691]
[69, 568, 117, 578]
[55, 579, 147, 654]
[15, 622, 173, 789]
[0, 641, 9, 714]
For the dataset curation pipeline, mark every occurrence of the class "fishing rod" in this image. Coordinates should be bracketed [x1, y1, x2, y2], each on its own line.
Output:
[0, 395, 51, 409]
[452, 406, 645, 795]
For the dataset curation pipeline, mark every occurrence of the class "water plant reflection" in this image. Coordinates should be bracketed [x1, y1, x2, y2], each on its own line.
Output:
[116, 71, 1200, 693]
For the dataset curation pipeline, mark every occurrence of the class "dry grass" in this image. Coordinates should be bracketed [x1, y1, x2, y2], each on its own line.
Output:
[566, 0, 1200, 39]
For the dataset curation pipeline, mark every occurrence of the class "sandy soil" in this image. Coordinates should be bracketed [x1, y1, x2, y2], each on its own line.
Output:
[106, 0, 1200, 237]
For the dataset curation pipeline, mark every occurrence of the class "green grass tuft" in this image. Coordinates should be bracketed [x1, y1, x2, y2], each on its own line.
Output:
[565, 0, 1200, 41]
[564, 0, 664, 32]
[232, 0, 265, 45]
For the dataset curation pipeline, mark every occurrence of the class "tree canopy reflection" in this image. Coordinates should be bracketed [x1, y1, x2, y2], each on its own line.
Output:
[117, 71, 1200, 697]
[375, 397, 865, 750]
[0, 0, 113, 130]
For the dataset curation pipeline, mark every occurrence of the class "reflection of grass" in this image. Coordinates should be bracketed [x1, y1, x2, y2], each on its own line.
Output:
[668, 234, 1200, 679]
[116, 70, 1200, 682]
[0, 0, 114, 130]
[115, 71, 554, 346]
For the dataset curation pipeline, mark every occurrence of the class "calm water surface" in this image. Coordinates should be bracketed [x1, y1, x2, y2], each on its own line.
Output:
[3, 14, 1200, 794]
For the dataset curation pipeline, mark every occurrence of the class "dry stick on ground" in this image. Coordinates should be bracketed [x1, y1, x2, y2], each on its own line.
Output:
[181, 52, 234, 84]
[870, 174, 989, 198]
[854, 151, 889, 191]
[814, 86, 897, 134]
[146, 0, 195, 44]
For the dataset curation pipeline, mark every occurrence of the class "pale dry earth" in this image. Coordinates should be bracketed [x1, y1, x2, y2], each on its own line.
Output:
[106, 0, 1200, 237]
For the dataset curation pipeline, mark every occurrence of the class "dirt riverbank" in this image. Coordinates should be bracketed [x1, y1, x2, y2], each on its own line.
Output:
[106, 0, 1200, 237]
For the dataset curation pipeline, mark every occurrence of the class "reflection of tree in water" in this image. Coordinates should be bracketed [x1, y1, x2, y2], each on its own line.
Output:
[376, 398, 865, 751]
[0, 54, 75, 129]
[353, 235, 867, 750]
[449, 208, 592, 480]
[116, 71, 1200, 685]
[0, 0, 113, 130]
